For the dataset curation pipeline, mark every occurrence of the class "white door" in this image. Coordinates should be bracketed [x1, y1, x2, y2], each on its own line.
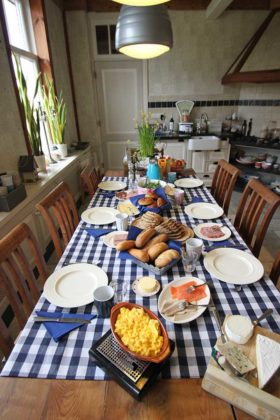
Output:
[95, 61, 146, 170]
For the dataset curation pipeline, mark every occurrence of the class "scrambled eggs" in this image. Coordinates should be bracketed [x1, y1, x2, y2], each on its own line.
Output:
[114, 307, 163, 357]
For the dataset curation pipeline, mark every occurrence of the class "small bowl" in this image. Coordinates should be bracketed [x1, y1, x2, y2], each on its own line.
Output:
[262, 162, 272, 170]
[110, 302, 170, 363]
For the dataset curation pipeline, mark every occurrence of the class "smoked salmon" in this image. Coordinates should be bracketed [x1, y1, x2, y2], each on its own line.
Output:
[170, 280, 207, 302]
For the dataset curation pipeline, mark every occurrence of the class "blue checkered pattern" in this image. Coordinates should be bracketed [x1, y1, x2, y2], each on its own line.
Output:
[1, 177, 280, 380]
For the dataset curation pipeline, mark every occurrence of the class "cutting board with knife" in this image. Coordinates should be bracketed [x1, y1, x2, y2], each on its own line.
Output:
[202, 321, 280, 420]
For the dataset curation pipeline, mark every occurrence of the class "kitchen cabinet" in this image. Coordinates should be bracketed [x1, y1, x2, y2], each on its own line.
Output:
[187, 140, 230, 187]
[164, 141, 186, 161]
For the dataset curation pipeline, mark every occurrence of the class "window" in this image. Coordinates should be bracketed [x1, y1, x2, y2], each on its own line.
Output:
[95, 24, 120, 57]
[3, 0, 50, 154]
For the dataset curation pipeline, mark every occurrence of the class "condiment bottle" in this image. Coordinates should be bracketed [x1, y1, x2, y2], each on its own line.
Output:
[241, 120, 247, 136]
[169, 115, 174, 132]
[247, 118, 253, 136]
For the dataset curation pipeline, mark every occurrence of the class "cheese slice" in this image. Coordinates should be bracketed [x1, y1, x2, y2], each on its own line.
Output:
[225, 315, 254, 344]
[256, 334, 280, 389]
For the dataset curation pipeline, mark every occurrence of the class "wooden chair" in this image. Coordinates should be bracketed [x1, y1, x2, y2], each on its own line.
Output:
[0, 223, 48, 358]
[270, 250, 280, 286]
[234, 179, 280, 258]
[36, 182, 79, 259]
[80, 163, 99, 203]
[211, 160, 241, 215]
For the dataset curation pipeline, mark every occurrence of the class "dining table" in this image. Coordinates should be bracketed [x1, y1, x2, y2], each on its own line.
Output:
[0, 169, 279, 420]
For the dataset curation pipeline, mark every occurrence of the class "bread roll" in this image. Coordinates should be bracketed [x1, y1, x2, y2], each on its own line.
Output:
[135, 228, 157, 248]
[129, 248, 149, 263]
[157, 197, 166, 207]
[148, 242, 168, 261]
[138, 197, 153, 206]
[116, 240, 135, 251]
[143, 233, 169, 249]
[155, 249, 180, 268]
[145, 191, 158, 199]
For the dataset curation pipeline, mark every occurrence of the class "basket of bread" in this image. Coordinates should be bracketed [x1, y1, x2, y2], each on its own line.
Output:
[116, 224, 182, 275]
[110, 302, 170, 363]
[129, 187, 171, 214]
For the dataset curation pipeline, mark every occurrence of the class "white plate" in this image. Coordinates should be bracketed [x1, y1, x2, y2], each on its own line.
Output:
[103, 231, 128, 249]
[194, 223, 231, 242]
[98, 181, 127, 191]
[81, 207, 119, 225]
[158, 277, 210, 324]
[43, 263, 108, 308]
[117, 200, 140, 216]
[204, 248, 264, 285]
[175, 178, 203, 188]
[184, 203, 224, 220]
[132, 278, 160, 297]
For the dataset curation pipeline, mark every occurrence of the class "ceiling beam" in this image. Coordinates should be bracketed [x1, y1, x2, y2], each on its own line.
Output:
[270, 0, 280, 9]
[206, 0, 233, 19]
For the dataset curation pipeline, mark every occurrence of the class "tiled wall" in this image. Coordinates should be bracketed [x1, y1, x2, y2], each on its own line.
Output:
[148, 11, 280, 137]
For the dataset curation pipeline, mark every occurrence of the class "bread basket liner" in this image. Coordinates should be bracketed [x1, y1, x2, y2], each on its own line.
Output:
[110, 302, 171, 363]
[129, 187, 171, 214]
[118, 225, 181, 275]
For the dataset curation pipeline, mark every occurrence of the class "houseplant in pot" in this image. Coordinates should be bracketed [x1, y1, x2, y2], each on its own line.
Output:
[41, 76, 67, 158]
[14, 56, 46, 173]
[137, 111, 156, 159]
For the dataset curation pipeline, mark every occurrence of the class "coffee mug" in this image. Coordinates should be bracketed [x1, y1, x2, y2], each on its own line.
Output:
[93, 285, 114, 318]
[185, 238, 203, 257]
[115, 213, 129, 231]
[174, 188, 184, 205]
[167, 172, 177, 184]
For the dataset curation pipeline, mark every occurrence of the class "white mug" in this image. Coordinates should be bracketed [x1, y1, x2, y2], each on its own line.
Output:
[185, 238, 203, 257]
[115, 213, 129, 231]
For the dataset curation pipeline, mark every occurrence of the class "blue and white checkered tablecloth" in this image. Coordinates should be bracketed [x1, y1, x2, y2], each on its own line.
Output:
[1, 177, 280, 380]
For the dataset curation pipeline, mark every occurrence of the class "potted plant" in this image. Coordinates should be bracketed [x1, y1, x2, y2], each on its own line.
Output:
[14, 56, 46, 173]
[136, 112, 156, 159]
[41, 76, 67, 158]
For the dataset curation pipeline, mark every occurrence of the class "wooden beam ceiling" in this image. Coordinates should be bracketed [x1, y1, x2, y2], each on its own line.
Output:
[63, 0, 273, 12]
[206, 0, 233, 19]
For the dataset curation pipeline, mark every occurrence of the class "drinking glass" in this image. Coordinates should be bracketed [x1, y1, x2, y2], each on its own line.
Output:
[182, 249, 199, 273]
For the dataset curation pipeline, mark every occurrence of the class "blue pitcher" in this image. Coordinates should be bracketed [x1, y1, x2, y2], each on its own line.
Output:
[147, 158, 161, 180]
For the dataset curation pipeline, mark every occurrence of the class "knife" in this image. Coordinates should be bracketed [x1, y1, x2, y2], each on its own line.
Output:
[33, 316, 92, 324]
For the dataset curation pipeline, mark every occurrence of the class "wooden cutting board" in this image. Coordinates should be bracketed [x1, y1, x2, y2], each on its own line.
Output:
[202, 321, 280, 420]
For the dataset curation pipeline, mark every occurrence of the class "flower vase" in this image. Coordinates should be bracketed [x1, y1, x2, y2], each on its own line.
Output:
[57, 143, 68, 158]
[34, 155, 47, 173]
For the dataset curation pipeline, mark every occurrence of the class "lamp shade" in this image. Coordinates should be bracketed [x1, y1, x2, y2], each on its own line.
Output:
[115, 5, 173, 59]
[113, 0, 170, 5]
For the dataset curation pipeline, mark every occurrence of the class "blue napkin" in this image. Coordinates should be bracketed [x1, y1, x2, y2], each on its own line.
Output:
[129, 187, 171, 214]
[204, 240, 247, 252]
[191, 196, 205, 203]
[36, 311, 96, 342]
[84, 228, 115, 238]
[119, 225, 181, 261]
[99, 191, 115, 198]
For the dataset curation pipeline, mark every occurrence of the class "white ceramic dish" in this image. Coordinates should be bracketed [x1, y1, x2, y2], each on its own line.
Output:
[184, 203, 224, 220]
[204, 248, 264, 285]
[98, 181, 126, 191]
[175, 178, 204, 188]
[132, 278, 160, 297]
[81, 207, 119, 225]
[103, 231, 128, 249]
[194, 222, 231, 242]
[43, 263, 108, 308]
[158, 277, 210, 324]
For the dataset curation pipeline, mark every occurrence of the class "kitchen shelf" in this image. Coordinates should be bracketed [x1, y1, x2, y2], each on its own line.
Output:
[232, 160, 280, 176]
[230, 137, 280, 151]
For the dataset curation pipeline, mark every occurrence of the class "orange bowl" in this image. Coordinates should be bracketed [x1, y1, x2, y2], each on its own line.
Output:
[110, 302, 170, 364]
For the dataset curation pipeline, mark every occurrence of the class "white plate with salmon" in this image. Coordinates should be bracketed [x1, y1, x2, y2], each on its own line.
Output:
[158, 277, 211, 324]
[194, 223, 231, 242]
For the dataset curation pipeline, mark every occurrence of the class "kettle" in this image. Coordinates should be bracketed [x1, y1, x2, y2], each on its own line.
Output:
[147, 158, 161, 180]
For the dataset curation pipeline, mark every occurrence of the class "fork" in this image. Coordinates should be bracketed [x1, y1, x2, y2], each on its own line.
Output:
[186, 281, 211, 293]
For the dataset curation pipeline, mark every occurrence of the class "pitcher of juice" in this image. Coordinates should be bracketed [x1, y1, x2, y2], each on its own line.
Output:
[147, 158, 161, 180]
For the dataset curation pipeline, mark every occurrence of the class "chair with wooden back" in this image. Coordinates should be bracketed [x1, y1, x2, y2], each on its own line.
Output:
[234, 179, 280, 258]
[270, 250, 280, 286]
[36, 182, 79, 259]
[80, 163, 99, 203]
[0, 223, 48, 358]
[211, 160, 241, 215]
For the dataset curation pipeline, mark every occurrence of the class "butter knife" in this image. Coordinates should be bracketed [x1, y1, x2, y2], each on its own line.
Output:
[33, 316, 92, 324]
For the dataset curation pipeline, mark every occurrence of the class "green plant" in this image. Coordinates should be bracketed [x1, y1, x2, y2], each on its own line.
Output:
[14, 55, 43, 156]
[136, 112, 156, 158]
[41, 75, 66, 145]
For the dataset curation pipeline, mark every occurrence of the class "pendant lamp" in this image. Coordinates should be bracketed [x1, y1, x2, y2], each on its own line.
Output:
[113, 1, 170, 5]
[115, 5, 173, 60]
